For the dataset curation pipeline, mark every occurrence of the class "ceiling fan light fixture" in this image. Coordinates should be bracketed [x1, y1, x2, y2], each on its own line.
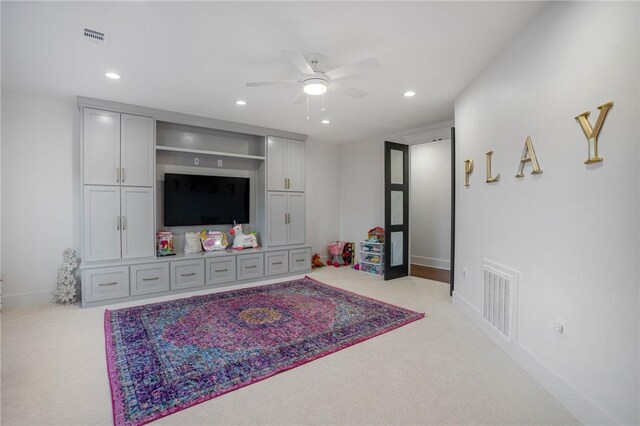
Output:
[303, 78, 328, 96]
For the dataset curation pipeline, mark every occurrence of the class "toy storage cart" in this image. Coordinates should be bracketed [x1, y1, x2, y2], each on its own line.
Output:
[358, 241, 384, 276]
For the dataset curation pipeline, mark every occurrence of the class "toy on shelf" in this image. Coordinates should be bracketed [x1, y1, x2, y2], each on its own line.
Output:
[184, 232, 203, 254]
[342, 242, 354, 265]
[367, 226, 385, 243]
[327, 241, 346, 267]
[200, 229, 228, 252]
[229, 222, 259, 250]
[156, 231, 175, 256]
[311, 253, 325, 269]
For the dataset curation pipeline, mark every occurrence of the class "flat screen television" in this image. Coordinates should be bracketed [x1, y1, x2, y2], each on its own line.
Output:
[164, 173, 250, 226]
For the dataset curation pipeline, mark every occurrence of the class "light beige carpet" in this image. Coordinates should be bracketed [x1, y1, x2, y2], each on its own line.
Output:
[1, 267, 577, 425]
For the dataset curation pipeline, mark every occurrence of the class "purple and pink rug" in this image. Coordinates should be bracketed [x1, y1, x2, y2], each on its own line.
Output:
[105, 276, 424, 425]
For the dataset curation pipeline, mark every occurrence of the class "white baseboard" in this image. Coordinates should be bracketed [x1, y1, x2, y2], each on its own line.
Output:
[452, 291, 620, 426]
[3, 290, 53, 308]
[411, 255, 450, 270]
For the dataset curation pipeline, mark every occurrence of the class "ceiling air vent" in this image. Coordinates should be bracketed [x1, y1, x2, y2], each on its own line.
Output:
[82, 28, 107, 44]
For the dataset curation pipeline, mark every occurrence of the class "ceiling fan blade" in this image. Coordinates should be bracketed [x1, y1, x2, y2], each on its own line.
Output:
[280, 49, 316, 76]
[325, 57, 380, 81]
[246, 80, 298, 87]
[330, 82, 368, 99]
[292, 92, 306, 104]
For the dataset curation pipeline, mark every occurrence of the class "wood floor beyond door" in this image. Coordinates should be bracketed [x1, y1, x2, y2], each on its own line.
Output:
[411, 264, 450, 284]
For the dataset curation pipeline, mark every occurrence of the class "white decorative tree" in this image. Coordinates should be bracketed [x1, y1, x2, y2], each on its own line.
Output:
[52, 248, 79, 304]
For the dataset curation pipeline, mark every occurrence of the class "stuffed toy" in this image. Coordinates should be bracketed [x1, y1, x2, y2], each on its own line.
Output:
[311, 253, 325, 269]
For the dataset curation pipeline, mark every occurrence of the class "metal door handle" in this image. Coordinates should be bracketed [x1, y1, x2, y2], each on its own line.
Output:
[116, 216, 120, 230]
[99, 282, 117, 286]
[181, 272, 196, 277]
[285, 213, 288, 224]
[215, 269, 228, 272]
[142, 277, 159, 281]
[245, 265, 257, 269]
[116, 168, 120, 183]
[122, 168, 125, 183]
[122, 216, 126, 231]
[296, 259, 305, 262]
[273, 261, 282, 265]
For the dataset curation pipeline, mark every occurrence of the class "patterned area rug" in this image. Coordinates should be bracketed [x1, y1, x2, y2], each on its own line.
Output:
[105, 276, 424, 425]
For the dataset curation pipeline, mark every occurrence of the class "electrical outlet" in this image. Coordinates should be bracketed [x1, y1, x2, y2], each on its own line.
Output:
[553, 318, 566, 335]
[194, 157, 200, 166]
[217, 159, 223, 167]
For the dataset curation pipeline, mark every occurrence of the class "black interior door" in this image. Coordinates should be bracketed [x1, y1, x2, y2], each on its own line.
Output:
[384, 141, 409, 280]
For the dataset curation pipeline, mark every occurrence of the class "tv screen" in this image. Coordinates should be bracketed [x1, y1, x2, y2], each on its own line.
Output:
[164, 173, 250, 226]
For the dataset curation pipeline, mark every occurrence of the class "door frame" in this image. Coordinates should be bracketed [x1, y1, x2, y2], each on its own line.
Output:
[449, 127, 456, 296]
[384, 141, 409, 280]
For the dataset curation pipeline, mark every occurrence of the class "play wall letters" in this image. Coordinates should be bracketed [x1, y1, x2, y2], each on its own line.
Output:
[464, 101, 613, 187]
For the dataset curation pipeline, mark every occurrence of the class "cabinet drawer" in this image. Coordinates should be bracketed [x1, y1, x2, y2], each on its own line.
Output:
[171, 259, 205, 290]
[130, 263, 169, 296]
[289, 248, 311, 273]
[83, 266, 129, 302]
[265, 251, 289, 276]
[237, 254, 264, 281]
[206, 257, 236, 286]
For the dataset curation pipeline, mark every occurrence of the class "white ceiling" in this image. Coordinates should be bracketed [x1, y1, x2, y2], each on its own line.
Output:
[1, 1, 545, 144]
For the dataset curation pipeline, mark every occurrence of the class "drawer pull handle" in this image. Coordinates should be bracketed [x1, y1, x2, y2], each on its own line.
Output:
[142, 277, 159, 281]
[245, 265, 257, 269]
[272, 262, 283, 265]
[296, 259, 305, 262]
[215, 269, 228, 272]
[99, 282, 117, 286]
[181, 272, 196, 277]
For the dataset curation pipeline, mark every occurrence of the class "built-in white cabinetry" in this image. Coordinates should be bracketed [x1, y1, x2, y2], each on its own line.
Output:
[78, 97, 310, 308]
[83, 186, 122, 262]
[267, 137, 305, 191]
[83, 186, 155, 262]
[121, 114, 155, 187]
[171, 259, 205, 290]
[130, 263, 170, 296]
[83, 266, 129, 303]
[83, 109, 154, 187]
[267, 192, 305, 246]
[121, 187, 155, 259]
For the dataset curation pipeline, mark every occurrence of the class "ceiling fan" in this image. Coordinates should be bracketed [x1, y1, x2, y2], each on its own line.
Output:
[246, 49, 380, 104]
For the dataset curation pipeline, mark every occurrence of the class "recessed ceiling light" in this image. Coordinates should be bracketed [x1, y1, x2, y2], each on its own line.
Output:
[235, 100, 247, 106]
[403, 91, 416, 97]
[105, 72, 121, 80]
[321, 119, 330, 124]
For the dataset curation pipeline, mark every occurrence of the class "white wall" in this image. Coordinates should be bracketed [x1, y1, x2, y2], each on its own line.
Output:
[305, 138, 341, 259]
[453, 2, 639, 424]
[410, 140, 451, 269]
[338, 139, 385, 248]
[1, 90, 79, 306]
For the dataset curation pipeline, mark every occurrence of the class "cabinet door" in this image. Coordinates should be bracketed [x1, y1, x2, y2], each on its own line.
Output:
[287, 192, 306, 244]
[267, 192, 288, 245]
[121, 114, 154, 187]
[267, 137, 286, 191]
[83, 109, 121, 185]
[286, 140, 305, 192]
[121, 187, 155, 259]
[83, 186, 121, 262]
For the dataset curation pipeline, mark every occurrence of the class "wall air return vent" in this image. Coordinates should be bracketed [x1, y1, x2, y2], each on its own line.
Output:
[83, 28, 107, 44]
[482, 259, 520, 344]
